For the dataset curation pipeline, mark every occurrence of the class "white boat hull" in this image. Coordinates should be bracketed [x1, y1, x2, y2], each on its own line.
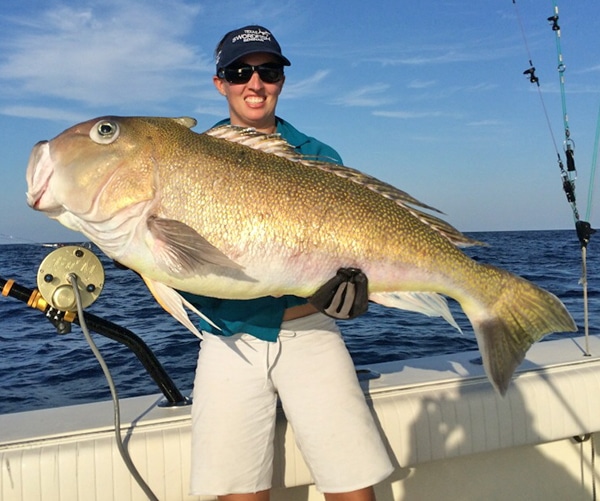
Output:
[2, 334, 600, 500]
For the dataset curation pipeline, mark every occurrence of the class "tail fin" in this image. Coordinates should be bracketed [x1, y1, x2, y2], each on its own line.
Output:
[462, 264, 577, 395]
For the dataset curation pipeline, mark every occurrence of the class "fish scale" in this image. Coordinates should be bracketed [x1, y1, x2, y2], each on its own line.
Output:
[25, 115, 577, 394]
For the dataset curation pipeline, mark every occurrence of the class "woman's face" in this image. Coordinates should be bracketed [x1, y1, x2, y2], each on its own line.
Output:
[213, 52, 285, 133]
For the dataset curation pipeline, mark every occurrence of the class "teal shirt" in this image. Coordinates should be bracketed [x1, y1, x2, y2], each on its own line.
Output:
[181, 117, 342, 341]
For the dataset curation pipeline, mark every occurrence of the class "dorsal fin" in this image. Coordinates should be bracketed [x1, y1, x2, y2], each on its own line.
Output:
[205, 125, 300, 158]
[204, 125, 482, 248]
[307, 161, 483, 247]
[173, 117, 197, 129]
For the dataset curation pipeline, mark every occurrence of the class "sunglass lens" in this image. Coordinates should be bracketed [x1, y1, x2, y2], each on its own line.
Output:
[223, 65, 283, 84]
[224, 67, 252, 84]
[257, 67, 283, 83]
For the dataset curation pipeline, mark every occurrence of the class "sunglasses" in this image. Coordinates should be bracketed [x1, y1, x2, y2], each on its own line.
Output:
[218, 63, 284, 84]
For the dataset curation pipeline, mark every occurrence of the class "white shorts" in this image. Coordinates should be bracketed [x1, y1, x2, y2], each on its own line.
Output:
[189, 313, 393, 496]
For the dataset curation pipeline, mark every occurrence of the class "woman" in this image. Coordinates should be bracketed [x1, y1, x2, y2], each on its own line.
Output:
[187, 26, 393, 501]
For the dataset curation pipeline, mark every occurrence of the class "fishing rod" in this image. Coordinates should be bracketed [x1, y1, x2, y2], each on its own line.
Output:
[544, 3, 596, 358]
[512, 1, 599, 354]
[546, 2, 596, 248]
[2, 250, 187, 500]
[0, 245, 190, 407]
[512, 1, 590, 238]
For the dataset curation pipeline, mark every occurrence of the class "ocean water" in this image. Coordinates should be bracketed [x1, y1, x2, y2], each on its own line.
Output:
[0, 229, 596, 415]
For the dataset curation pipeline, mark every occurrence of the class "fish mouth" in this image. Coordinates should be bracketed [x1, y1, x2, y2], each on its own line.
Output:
[25, 140, 59, 212]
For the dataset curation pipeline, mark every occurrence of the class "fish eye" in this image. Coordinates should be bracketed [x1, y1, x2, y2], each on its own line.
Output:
[90, 120, 120, 144]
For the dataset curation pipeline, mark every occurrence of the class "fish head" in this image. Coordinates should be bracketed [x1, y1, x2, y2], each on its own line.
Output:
[25, 116, 197, 227]
[26, 116, 153, 224]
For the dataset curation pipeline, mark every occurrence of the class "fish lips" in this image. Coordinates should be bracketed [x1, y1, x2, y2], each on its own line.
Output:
[26, 140, 62, 214]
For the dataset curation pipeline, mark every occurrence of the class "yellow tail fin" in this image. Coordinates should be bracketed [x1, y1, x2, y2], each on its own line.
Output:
[464, 265, 577, 395]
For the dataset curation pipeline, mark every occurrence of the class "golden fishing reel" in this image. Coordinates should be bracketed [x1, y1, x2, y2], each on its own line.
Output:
[36, 245, 104, 312]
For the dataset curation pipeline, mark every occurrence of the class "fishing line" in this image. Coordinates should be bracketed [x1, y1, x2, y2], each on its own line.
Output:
[512, 1, 594, 353]
[511, 0, 557, 149]
[545, 2, 595, 354]
[512, 1, 581, 219]
[68, 273, 159, 501]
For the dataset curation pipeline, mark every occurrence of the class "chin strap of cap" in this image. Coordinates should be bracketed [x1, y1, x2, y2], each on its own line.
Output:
[309, 268, 369, 320]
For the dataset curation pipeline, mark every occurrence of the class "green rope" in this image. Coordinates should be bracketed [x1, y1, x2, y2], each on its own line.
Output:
[586, 104, 600, 222]
[550, 1, 570, 140]
[547, 1, 581, 223]
[514, 1, 599, 246]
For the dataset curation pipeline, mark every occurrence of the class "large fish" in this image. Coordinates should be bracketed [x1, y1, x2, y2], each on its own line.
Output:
[26, 116, 576, 394]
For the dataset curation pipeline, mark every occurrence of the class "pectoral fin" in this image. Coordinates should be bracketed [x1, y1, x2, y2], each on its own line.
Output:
[148, 216, 242, 276]
[141, 276, 221, 337]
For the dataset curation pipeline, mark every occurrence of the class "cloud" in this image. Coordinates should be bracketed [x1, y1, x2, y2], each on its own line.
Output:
[381, 53, 459, 66]
[333, 83, 394, 107]
[579, 64, 600, 74]
[408, 79, 437, 89]
[0, 1, 211, 109]
[193, 105, 230, 120]
[372, 110, 455, 119]
[0, 105, 91, 123]
[283, 70, 331, 98]
[466, 119, 503, 127]
[373, 39, 516, 67]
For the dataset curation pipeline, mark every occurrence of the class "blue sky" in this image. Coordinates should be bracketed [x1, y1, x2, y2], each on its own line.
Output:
[0, 0, 599, 244]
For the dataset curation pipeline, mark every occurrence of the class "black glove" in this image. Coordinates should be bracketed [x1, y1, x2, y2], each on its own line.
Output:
[309, 268, 369, 320]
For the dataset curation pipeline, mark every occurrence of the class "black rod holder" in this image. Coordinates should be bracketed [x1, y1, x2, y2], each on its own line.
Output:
[1, 276, 190, 406]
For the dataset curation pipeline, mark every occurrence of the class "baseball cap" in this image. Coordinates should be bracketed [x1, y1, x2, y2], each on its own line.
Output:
[215, 25, 291, 73]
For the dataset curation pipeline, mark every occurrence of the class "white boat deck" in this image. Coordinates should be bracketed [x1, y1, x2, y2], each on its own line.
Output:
[2, 334, 600, 500]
